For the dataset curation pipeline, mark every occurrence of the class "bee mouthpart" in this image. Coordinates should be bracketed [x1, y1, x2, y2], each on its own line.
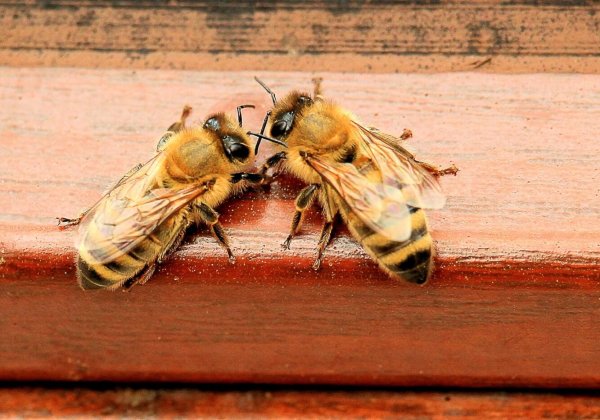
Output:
[247, 131, 288, 153]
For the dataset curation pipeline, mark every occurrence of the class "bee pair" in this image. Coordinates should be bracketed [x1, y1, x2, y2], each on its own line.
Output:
[59, 78, 457, 290]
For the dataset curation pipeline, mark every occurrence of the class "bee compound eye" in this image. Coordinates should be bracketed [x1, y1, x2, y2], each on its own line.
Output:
[204, 117, 220, 131]
[270, 120, 288, 138]
[229, 143, 250, 161]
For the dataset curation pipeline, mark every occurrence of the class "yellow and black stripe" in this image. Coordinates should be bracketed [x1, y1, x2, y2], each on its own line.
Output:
[339, 202, 432, 284]
[77, 240, 158, 290]
[77, 215, 187, 290]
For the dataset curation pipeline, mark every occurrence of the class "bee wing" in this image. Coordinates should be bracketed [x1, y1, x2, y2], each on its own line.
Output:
[353, 122, 446, 209]
[77, 154, 206, 264]
[307, 155, 413, 242]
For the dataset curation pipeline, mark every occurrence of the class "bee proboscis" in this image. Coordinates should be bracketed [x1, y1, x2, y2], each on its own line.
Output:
[250, 78, 458, 284]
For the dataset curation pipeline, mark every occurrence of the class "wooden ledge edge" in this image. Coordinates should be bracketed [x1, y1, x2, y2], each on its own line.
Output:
[1, 243, 598, 289]
[2, 51, 600, 74]
[1, 387, 599, 418]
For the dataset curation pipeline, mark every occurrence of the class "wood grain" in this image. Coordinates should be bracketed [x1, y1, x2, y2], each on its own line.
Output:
[0, 1, 599, 72]
[1, 388, 600, 419]
[0, 68, 599, 387]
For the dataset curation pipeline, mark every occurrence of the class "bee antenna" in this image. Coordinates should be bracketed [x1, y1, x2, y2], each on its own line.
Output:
[236, 104, 255, 127]
[247, 131, 287, 149]
[254, 111, 271, 154]
[254, 77, 277, 105]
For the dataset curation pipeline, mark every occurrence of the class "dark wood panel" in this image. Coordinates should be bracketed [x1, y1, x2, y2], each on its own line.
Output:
[1, 264, 600, 386]
[0, 1, 598, 71]
[0, 68, 599, 386]
[1, 387, 600, 418]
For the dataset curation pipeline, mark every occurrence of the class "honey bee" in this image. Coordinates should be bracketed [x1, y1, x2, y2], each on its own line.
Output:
[58, 104, 272, 290]
[250, 78, 458, 284]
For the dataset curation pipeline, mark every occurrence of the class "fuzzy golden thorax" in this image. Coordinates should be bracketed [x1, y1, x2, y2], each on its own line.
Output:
[163, 113, 254, 183]
[269, 92, 361, 184]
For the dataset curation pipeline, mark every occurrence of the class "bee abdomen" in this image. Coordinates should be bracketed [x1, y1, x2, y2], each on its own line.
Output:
[77, 243, 153, 290]
[379, 244, 432, 284]
[345, 206, 433, 284]
[77, 256, 117, 290]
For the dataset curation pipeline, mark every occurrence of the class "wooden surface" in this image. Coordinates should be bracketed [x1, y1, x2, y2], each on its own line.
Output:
[1, 0, 599, 73]
[0, 68, 599, 387]
[1, 388, 600, 419]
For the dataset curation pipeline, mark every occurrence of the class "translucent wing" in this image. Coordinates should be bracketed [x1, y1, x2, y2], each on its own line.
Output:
[307, 155, 413, 242]
[77, 154, 207, 264]
[352, 122, 446, 209]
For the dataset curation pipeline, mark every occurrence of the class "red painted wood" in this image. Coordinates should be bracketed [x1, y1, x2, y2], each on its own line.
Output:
[1, 388, 600, 418]
[0, 68, 599, 387]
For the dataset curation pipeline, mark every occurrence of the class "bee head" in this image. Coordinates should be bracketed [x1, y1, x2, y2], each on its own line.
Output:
[203, 113, 253, 164]
[269, 92, 314, 141]
[250, 78, 313, 153]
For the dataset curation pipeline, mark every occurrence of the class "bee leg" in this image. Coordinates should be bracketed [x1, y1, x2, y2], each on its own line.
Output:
[312, 77, 323, 97]
[157, 219, 190, 264]
[166, 105, 192, 133]
[56, 214, 85, 226]
[230, 172, 265, 186]
[400, 128, 413, 140]
[259, 151, 287, 183]
[136, 265, 156, 285]
[282, 184, 319, 249]
[417, 161, 459, 177]
[157, 105, 192, 151]
[312, 216, 337, 271]
[122, 264, 156, 290]
[124, 214, 190, 290]
[196, 202, 235, 264]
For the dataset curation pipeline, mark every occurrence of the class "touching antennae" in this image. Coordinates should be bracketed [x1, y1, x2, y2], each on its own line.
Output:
[236, 104, 255, 127]
[254, 111, 272, 154]
[247, 131, 288, 148]
[255, 77, 277, 105]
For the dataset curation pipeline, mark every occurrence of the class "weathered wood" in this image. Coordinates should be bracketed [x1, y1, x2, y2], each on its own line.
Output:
[0, 1, 599, 72]
[1, 388, 600, 418]
[0, 68, 599, 387]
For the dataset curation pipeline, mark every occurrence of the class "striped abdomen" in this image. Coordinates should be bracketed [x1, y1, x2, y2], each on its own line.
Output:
[77, 213, 187, 290]
[339, 201, 433, 284]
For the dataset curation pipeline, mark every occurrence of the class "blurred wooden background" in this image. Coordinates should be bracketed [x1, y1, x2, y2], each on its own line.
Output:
[0, 1, 599, 418]
[1, 0, 599, 72]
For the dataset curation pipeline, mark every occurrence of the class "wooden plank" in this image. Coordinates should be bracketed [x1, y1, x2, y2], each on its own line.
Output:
[1, 388, 600, 419]
[0, 1, 599, 72]
[0, 68, 599, 387]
